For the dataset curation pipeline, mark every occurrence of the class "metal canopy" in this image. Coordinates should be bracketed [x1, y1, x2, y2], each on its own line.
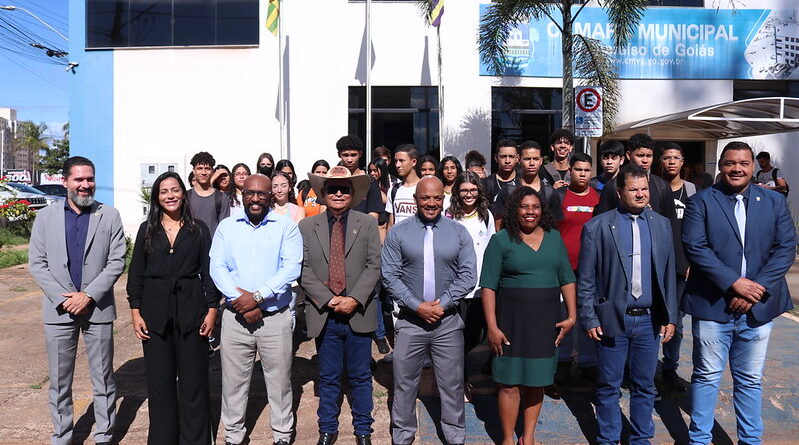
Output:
[609, 97, 799, 140]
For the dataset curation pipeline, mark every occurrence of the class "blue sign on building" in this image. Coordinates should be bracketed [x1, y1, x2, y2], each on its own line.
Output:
[479, 7, 799, 80]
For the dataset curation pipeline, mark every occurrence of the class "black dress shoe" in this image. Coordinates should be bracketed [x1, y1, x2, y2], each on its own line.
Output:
[317, 431, 338, 445]
[355, 434, 372, 445]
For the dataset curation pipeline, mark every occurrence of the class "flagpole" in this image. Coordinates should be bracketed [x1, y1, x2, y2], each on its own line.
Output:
[437, 25, 443, 158]
[365, 0, 372, 164]
[278, 1, 286, 160]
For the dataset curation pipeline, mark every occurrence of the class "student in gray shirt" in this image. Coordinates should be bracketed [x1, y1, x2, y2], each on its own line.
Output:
[186, 151, 230, 235]
[381, 176, 476, 445]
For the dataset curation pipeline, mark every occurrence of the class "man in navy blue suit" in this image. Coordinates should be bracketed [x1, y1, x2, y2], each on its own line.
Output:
[682, 141, 795, 445]
[578, 165, 677, 445]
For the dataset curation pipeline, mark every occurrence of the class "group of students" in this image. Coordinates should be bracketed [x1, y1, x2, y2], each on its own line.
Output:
[30, 129, 794, 445]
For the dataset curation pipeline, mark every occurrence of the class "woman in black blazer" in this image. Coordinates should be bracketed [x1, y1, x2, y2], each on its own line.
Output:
[127, 171, 217, 445]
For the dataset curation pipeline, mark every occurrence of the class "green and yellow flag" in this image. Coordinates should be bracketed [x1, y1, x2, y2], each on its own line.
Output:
[266, 0, 279, 36]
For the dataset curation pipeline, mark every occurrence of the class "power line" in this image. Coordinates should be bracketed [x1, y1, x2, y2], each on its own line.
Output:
[0, 51, 68, 92]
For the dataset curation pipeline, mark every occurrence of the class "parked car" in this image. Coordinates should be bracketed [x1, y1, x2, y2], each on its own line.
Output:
[34, 184, 67, 197]
[0, 183, 55, 210]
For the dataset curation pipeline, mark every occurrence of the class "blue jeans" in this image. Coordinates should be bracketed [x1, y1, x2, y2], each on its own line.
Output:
[688, 314, 772, 445]
[596, 313, 659, 445]
[662, 279, 687, 371]
[315, 315, 374, 435]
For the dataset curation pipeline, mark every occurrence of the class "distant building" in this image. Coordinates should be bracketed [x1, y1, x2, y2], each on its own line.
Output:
[775, 27, 799, 68]
[0, 107, 18, 173]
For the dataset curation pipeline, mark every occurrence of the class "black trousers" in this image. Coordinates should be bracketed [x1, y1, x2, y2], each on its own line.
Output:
[142, 321, 210, 445]
[460, 298, 487, 354]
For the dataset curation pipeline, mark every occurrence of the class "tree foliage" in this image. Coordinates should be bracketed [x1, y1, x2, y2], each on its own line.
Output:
[37, 122, 69, 174]
[479, 0, 649, 134]
[15, 121, 49, 159]
[38, 138, 69, 174]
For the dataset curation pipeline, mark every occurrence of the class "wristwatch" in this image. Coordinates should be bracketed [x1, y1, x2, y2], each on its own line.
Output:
[253, 291, 264, 304]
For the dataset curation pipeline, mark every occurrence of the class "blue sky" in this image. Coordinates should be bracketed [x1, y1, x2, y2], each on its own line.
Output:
[0, 0, 68, 140]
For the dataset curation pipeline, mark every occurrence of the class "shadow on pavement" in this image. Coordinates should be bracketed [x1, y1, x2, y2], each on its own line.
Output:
[72, 357, 147, 444]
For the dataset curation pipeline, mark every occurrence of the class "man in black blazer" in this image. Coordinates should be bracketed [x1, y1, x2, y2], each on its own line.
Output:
[578, 165, 677, 445]
[299, 167, 381, 445]
[682, 142, 796, 444]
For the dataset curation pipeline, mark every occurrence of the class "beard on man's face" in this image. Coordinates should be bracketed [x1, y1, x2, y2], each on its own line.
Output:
[68, 188, 95, 208]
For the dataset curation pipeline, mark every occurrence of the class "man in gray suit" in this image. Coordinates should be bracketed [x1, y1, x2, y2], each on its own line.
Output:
[299, 166, 381, 445]
[29, 156, 127, 445]
[382, 176, 476, 445]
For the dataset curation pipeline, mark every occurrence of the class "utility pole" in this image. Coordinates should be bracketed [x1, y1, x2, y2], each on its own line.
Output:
[0, 5, 68, 41]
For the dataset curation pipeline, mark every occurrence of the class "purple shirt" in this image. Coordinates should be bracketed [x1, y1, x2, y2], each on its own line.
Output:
[64, 199, 90, 291]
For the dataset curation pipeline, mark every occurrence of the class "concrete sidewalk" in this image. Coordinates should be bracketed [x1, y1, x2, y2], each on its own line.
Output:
[417, 313, 799, 444]
[1, 260, 798, 445]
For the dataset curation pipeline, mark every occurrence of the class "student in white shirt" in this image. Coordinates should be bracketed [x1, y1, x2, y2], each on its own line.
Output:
[385, 144, 421, 230]
[447, 170, 496, 400]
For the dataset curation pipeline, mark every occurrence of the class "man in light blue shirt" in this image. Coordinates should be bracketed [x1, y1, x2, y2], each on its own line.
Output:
[210, 174, 302, 445]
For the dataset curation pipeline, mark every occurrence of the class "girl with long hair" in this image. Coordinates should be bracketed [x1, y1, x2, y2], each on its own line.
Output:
[229, 163, 251, 209]
[211, 164, 231, 193]
[271, 171, 304, 223]
[436, 155, 463, 213]
[275, 159, 298, 192]
[367, 156, 392, 355]
[256, 152, 275, 176]
[447, 171, 495, 400]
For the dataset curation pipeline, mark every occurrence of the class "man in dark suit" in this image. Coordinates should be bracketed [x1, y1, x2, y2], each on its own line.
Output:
[578, 165, 677, 445]
[299, 166, 381, 445]
[682, 141, 795, 445]
[594, 133, 688, 314]
[29, 156, 127, 445]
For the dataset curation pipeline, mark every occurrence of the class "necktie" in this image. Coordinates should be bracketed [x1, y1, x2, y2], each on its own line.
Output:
[630, 214, 642, 299]
[328, 215, 346, 295]
[423, 225, 435, 302]
[734, 194, 747, 277]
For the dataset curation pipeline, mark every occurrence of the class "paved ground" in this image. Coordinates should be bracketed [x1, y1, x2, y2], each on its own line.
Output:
[0, 260, 798, 444]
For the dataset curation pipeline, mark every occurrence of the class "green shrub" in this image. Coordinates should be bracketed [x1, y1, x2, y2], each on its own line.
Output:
[0, 249, 28, 269]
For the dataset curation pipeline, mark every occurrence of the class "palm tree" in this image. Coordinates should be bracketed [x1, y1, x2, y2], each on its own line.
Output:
[479, 0, 649, 134]
[14, 121, 49, 172]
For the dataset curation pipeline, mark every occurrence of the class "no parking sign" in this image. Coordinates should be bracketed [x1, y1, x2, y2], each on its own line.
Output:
[574, 86, 603, 137]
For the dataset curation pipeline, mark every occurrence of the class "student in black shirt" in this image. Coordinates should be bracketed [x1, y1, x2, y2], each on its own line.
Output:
[483, 138, 520, 212]
[335, 135, 384, 217]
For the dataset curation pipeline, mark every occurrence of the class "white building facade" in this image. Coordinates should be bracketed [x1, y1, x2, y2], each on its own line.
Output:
[69, 0, 799, 235]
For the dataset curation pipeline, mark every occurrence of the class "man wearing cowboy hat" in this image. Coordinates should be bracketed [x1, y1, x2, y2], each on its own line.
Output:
[299, 166, 382, 445]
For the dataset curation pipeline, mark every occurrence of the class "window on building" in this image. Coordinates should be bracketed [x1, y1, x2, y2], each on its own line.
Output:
[348, 86, 440, 159]
[86, 0, 259, 48]
[733, 80, 799, 100]
[491, 87, 563, 172]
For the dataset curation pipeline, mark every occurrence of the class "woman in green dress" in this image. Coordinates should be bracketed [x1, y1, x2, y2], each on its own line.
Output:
[481, 186, 578, 445]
